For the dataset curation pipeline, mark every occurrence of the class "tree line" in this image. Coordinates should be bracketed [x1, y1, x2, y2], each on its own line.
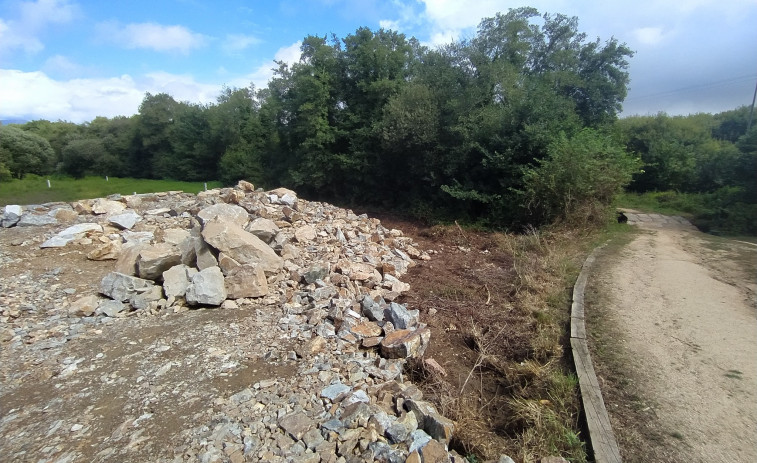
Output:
[1, 7, 754, 231]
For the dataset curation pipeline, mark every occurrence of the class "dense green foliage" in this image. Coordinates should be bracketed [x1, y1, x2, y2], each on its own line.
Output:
[617, 107, 757, 234]
[5, 7, 751, 232]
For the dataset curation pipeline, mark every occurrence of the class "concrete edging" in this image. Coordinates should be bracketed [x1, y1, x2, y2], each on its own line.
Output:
[571, 245, 622, 463]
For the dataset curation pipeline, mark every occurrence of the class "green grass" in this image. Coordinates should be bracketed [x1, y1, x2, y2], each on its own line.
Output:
[0, 175, 223, 206]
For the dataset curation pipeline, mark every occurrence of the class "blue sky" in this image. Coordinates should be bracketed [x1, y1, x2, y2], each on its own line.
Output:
[1, 0, 756, 123]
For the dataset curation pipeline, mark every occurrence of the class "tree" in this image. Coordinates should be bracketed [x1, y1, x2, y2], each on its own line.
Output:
[0, 125, 55, 178]
[60, 138, 120, 178]
[520, 129, 641, 224]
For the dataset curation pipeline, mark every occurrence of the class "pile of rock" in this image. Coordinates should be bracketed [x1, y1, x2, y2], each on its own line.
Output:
[2, 182, 464, 461]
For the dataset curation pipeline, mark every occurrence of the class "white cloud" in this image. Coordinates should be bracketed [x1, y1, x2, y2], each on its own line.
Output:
[0, 0, 78, 55]
[633, 27, 669, 46]
[222, 33, 262, 54]
[100, 21, 207, 54]
[379, 19, 400, 30]
[42, 54, 84, 76]
[0, 68, 220, 122]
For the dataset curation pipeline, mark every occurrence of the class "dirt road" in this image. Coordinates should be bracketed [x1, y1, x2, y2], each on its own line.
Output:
[586, 212, 757, 462]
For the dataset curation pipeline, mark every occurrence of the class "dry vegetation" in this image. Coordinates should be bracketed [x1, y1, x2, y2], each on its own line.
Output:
[377, 216, 601, 462]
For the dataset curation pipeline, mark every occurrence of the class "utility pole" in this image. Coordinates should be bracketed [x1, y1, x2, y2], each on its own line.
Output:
[747, 77, 757, 133]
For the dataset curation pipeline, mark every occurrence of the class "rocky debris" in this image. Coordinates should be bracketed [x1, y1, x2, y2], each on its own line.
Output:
[40, 223, 104, 248]
[0, 184, 464, 462]
[87, 239, 122, 260]
[17, 211, 57, 227]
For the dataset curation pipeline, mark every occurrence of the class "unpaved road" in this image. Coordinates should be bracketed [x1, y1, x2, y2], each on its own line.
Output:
[587, 212, 757, 462]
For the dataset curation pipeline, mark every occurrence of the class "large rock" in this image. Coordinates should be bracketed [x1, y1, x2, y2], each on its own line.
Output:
[197, 203, 249, 228]
[40, 223, 103, 248]
[130, 285, 164, 310]
[185, 266, 226, 306]
[225, 265, 269, 299]
[201, 219, 283, 275]
[92, 198, 125, 215]
[380, 326, 431, 359]
[246, 217, 280, 243]
[385, 302, 419, 329]
[115, 242, 149, 275]
[87, 240, 122, 260]
[100, 272, 155, 302]
[405, 399, 455, 443]
[294, 224, 317, 242]
[137, 243, 182, 280]
[162, 264, 197, 298]
[1, 205, 22, 227]
[68, 294, 100, 317]
[17, 213, 57, 227]
[108, 211, 141, 230]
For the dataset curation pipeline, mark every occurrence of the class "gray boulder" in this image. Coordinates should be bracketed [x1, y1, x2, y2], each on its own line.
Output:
[100, 272, 155, 302]
[130, 285, 164, 310]
[185, 266, 226, 306]
[162, 264, 197, 298]
[385, 302, 419, 329]
[1, 205, 22, 227]
[17, 213, 57, 227]
[201, 219, 283, 275]
[97, 300, 127, 317]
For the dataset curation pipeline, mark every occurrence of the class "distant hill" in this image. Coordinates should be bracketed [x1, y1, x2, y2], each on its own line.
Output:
[1, 118, 30, 126]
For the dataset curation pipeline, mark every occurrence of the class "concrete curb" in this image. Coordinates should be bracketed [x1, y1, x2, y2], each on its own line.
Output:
[571, 245, 622, 463]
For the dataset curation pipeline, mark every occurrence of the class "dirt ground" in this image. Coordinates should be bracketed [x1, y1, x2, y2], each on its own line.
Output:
[585, 213, 757, 462]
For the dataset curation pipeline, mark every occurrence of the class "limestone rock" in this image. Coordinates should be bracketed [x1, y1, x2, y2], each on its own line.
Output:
[237, 180, 255, 191]
[202, 219, 283, 275]
[87, 240, 122, 260]
[380, 326, 431, 359]
[246, 217, 280, 244]
[267, 187, 298, 208]
[294, 225, 316, 242]
[115, 242, 149, 275]
[197, 203, 249, 228]
[68, 294, 100, 317]
[1, 205, 22, 227]
[108, 211, 141, 230]
[130, 285, 164, 310]
[185, 266, 226, 306]
[385, 302, 419, 330]
[162, 228, 190, 245]
[40, 223, 103, 248]
[420, 439, 452, 463]
[17, 213, 57, 227]
[405, 399, 454, 443]
[100, 272, 155, 302]
[92, 198, 125, 215]
[137, 243, 182, 280]
[278, 412, 315, 441]
[53, 208, 78, 223]
[162, 264, 197, 298]
[225, 264, 269, 299]
[97, 300, 127, 317]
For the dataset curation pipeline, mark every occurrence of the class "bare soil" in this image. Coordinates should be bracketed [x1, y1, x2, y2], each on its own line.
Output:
[585, 215, 757, 462]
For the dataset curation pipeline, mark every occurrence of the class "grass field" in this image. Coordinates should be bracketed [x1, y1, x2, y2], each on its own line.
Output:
[0, 176, 223, 206]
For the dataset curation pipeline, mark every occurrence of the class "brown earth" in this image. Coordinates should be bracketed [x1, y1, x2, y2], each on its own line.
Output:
[585, 213, 757, 462]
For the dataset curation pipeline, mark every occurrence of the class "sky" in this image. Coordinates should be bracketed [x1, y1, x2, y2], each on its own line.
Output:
[1, 0, 756, 123]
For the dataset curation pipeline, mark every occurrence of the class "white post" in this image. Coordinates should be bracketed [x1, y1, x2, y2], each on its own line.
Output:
[204, 182, 207, 191]
[106, 176, 109, 182]
[47, 179, 51, 188]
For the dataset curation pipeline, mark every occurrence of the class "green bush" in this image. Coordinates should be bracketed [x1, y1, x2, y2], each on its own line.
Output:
[520, 129, 641, 225]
